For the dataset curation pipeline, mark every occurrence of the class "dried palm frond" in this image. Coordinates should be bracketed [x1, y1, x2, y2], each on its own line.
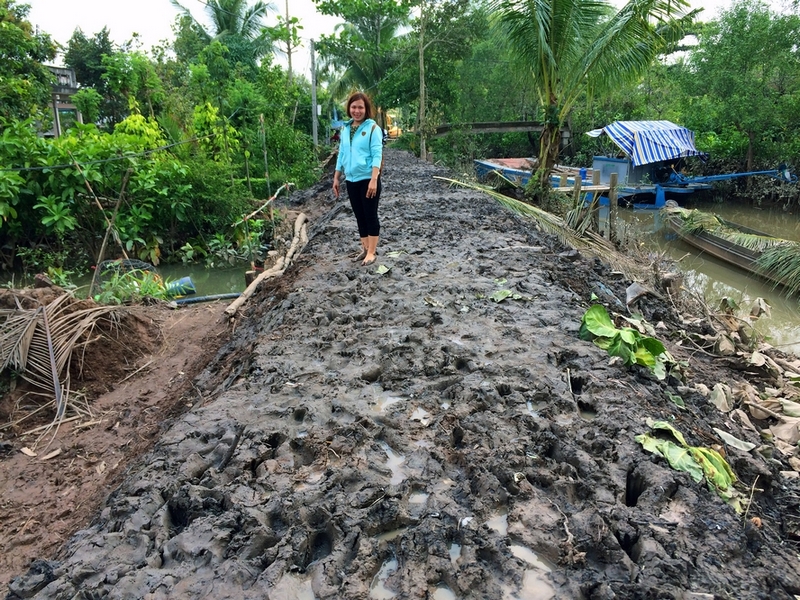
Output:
[0, 292, 125, 433]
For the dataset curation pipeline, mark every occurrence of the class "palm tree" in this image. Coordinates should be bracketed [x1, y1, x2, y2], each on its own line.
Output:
[492, 0, 696, 193]
[170, 0, 276, 60]
[317, 10, 411, 126]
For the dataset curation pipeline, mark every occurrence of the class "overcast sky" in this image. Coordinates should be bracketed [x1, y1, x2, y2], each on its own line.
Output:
[27, 0, 342, 76]
[28, 0, 744, 78]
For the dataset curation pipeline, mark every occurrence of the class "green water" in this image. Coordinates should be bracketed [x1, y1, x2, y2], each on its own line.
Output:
[616, 201, 800, 356]
[63, 262, 249, 298]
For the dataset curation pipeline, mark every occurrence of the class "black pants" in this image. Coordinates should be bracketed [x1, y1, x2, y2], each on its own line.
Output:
[346, 178, 381, 238]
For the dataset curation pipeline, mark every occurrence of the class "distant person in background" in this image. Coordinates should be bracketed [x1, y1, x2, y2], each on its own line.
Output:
[332, 91, 383, 266]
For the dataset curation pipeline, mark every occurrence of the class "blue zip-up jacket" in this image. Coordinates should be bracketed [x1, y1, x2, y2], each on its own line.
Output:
[335, 118, 383, 182]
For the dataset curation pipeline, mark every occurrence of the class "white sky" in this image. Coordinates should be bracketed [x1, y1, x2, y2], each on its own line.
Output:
[27, 0, 745, 77]
[27, 0, 342, 77]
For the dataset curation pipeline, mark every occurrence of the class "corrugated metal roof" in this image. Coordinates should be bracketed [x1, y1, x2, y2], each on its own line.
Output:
[586, 120, 707, 167]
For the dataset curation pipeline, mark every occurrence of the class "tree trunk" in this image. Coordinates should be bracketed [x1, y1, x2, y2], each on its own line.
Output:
[418, 2, 427, 162]
[533, 121, 562, 197]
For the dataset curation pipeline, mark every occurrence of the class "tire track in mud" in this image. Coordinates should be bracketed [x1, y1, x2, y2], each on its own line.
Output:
[8, 150, 800, 599]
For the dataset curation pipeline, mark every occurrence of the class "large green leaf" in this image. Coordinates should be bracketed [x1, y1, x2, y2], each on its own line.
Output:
[639, 336, 666, 356]
[647, 419, 689, 446]
[619, 328, 639, 345]
[691, 447, 736, 489]
[606, 335, 634, 365]
[636, 434, 704, 483]
[582, 304, 618, 338]
[634, 346, 657, 368]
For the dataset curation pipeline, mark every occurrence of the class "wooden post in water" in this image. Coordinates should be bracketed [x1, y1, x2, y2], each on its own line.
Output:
[608, 172, 619, 243]
[592, 169, 600, 185]
[572, 176, 582, 206]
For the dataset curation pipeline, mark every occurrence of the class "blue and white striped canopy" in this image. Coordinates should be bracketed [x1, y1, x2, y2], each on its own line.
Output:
[586, 121, 707, 167]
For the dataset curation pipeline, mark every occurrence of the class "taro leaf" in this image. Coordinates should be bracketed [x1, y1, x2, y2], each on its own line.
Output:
[636, 434, 704, 483]
[660, 441, 705, 483]
[712, 428, 756, 452]
[769, 418, 800, 445]
[592, 336, 615, 350]
[494, 278, 507, 286]
[634, 346, 657, 368]
[607, 335, 635, 365]
[490, 289, 513, 303]
[376, 264, 390, 275]
[646, 419, 689, 447]
[666, 391, 685, 408]
[690, 447, 736, 489]
[385, 251, 404, 258]
[581, 305, 618, 339]
[652, 357, 668, 381]
[635, 432, 663, 454]
[620, 328, 639, 345]
[639, 337, 666, 357]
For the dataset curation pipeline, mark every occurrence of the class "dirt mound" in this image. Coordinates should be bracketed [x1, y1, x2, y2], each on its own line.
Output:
[5, 149, 800, 599]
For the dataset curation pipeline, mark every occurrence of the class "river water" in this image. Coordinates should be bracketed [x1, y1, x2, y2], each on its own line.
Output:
[615, 200, 800, 356]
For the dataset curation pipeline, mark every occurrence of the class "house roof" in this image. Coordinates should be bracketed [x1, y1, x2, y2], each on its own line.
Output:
[586, 120, 707, 167]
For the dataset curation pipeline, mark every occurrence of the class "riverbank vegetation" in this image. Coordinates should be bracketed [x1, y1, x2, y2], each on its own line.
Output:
[2, 0, 799, 288]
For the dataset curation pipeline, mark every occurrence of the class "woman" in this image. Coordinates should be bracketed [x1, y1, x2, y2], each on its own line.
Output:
[333, 91, 383, 266]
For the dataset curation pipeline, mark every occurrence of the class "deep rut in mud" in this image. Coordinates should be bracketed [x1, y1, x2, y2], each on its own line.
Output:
[8, 149, 800, 599]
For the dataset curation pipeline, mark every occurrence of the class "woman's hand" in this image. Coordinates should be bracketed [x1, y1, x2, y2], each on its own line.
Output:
[366, 177, 378, 198]
[332, 174, 340, 198]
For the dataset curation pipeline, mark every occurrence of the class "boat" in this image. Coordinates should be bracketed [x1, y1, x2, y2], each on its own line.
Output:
[663, 206, 799, 291]
[475, 120, 794, 209]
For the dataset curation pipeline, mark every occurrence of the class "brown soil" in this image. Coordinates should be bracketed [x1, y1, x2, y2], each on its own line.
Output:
[3, 149, 800, 599]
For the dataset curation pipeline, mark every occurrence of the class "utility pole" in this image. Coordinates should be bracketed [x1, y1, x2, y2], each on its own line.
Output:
[311, 39, 318, 148]
[285, 0, 293, 85]
[418, 0, 427, 162]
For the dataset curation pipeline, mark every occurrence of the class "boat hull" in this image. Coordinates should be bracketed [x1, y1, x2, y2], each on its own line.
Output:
[665, 216, 784, 287]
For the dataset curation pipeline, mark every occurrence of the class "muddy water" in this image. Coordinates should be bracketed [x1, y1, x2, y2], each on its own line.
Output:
[616, 202, 800, 356]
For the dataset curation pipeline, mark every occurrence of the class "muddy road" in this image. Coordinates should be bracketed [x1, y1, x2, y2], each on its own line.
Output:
[7, 149, 800, 599]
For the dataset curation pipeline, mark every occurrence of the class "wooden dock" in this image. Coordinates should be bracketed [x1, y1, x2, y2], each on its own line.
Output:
[551, 171, 620, 242]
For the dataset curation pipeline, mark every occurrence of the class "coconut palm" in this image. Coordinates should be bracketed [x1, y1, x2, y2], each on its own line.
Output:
[316, 8, 411, 126]
[170, 0, 276, 61]
[492, 0, 697, 194]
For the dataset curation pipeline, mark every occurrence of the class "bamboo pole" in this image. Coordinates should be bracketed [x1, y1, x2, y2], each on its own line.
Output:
[89, 170, 132, 298]
[608, 172, 619, 243]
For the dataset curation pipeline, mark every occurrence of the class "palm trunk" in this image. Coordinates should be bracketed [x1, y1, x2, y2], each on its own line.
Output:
[533, 122, 561, 196]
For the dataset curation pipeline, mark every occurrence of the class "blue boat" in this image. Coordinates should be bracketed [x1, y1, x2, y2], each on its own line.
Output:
[475, 120, 794, 209]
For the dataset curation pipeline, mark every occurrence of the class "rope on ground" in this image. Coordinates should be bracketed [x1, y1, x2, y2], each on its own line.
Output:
[224, 212, 309, 318]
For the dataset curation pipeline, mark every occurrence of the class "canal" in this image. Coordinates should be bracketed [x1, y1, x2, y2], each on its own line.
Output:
[617, 199, 800, 356]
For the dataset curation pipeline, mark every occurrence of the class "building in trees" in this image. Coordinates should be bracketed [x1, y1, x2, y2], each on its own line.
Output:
[43, 66, 83, 137]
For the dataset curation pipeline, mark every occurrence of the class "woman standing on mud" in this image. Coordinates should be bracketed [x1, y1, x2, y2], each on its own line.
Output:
[332, 91, 383, 266]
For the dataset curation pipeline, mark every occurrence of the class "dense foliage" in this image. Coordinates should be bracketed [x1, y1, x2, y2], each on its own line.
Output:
[2, 0, 800, 284]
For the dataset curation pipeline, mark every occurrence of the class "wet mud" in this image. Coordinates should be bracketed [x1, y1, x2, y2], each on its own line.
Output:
[7, 149, 800, 599]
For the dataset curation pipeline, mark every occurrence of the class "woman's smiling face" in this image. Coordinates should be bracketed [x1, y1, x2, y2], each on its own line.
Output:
[349, 99, 366, 124]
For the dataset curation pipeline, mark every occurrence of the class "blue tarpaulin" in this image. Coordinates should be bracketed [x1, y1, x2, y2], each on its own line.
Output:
[586, 120, 707, 167]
